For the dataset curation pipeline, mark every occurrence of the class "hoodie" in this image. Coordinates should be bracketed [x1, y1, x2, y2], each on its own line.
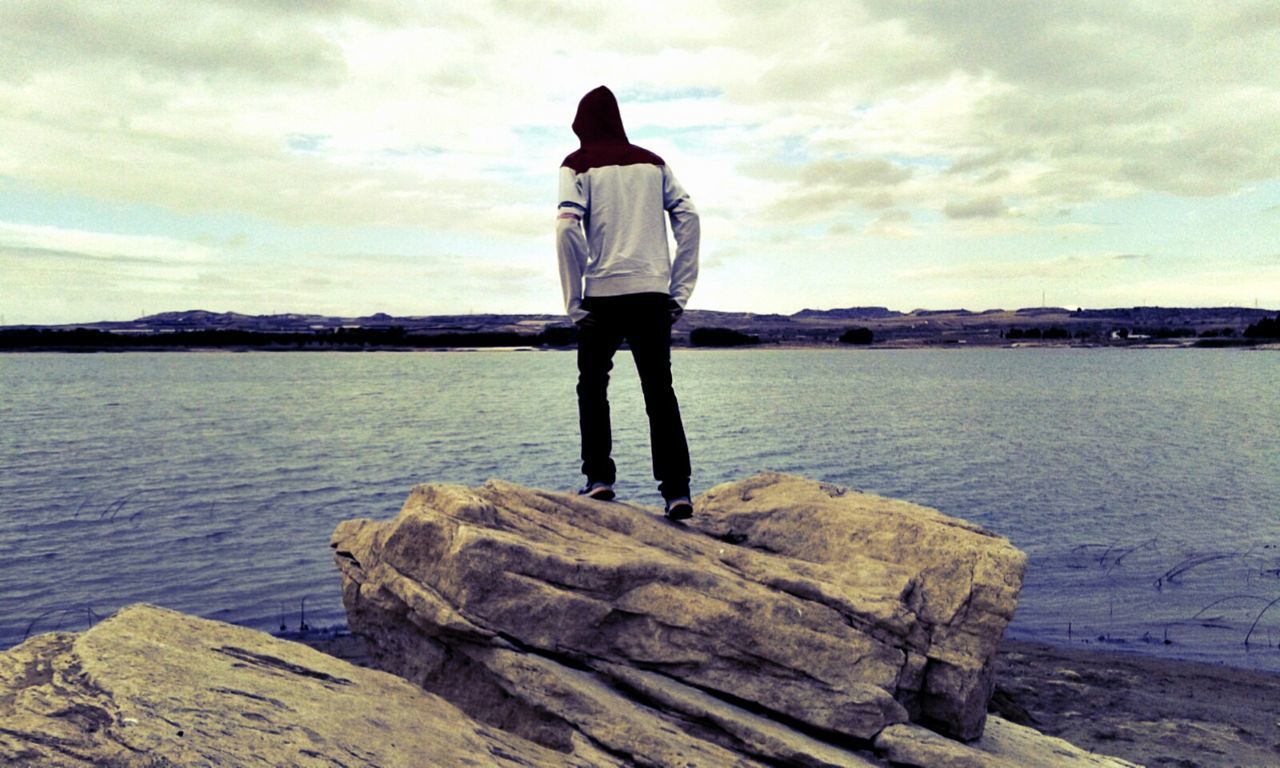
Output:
[557, 86, 700, 323]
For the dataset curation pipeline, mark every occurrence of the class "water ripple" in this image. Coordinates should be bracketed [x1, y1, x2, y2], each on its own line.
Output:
[2, 349, 1278, 670]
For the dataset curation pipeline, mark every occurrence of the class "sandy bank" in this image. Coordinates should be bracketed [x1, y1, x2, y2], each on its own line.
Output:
[993, 640, 1280, 767]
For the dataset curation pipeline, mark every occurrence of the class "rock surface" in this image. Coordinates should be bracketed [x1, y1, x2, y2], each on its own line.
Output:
[875, 720, 1141, 767]
[0, 473, 1136, 768]
[690, 473, 1027, 740]
[330, 473, 1134, 766]
[0, 604, 593, 767]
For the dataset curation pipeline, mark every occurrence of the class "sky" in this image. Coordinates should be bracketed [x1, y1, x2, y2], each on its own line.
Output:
[2, 0, 1279, 325]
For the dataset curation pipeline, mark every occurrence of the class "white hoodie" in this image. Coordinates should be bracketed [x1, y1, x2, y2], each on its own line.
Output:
[556, 86, 700, 323]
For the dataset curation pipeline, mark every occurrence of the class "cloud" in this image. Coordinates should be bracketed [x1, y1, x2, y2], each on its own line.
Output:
[944, 196, 1008, 220]
[0, 222, 217, 265]
[0, 1, 362, 85]
[899, 253, 1138, 282]
[865, 209, 918, 239]
[750, 156, 913, 219]
[718, 1, 1280, 226]
[865, 1, 1280, 200]
[10, 1, 1272, 232]
[799, 158, 912, 188]
[0, 0, 566, 237]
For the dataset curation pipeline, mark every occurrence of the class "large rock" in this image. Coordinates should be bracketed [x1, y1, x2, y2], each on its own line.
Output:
[690, 473, 1027, 739]
[0, 604, 595, 767]
[332, 472, 1049, 766]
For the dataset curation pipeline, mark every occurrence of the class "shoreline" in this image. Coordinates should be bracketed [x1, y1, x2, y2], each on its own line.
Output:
[3, 340, 1277, 354]
[993, 639, 1280, 767]
[300, 630, 1280, 767]
[5, 306, 1275, 353]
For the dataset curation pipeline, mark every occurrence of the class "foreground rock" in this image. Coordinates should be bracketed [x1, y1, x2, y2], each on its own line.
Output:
[691, 474, 1025, 739]
[332, 473, 1134, 766]
[0, 604, 590, 767]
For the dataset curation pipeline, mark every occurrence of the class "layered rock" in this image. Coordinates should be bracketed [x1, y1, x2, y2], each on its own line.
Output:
[0, 604, 591, 767]
[0, 472, 1141, 768]
[329, 472, 1117, 766]
[876, 719, 1141, 768]
[689, 473, 1026, 739]
[0, 603, 1139, 768]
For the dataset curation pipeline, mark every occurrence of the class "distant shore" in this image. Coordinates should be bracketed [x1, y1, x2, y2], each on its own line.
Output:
[4, 306, 1278, 352]
[2, 337, 1277, 353]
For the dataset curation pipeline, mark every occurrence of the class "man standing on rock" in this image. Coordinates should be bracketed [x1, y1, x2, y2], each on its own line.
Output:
[556, 85, 700, 520]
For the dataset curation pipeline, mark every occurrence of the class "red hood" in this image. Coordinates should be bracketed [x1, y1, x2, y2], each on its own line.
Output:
[562, 86, 663, 173]
[572, 86, 629, 145]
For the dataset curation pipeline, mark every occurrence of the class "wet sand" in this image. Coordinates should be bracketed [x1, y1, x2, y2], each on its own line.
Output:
[993, 640, 1280, 767]
[306, 633, 1280, 767]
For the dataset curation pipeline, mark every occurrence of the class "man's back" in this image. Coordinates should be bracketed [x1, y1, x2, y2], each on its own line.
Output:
[555, 85, 699, 519]
[557, 86, 698, 322]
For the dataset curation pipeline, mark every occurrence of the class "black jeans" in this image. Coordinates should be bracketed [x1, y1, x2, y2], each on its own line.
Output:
[577, 293, 691, 500]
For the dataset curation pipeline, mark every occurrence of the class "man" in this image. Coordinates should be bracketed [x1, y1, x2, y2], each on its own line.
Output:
[556, 85, 700, 520]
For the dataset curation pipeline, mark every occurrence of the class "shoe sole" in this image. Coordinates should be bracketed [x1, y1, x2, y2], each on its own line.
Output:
[665, 504, 693, 521]
[585, 489, 615, 501]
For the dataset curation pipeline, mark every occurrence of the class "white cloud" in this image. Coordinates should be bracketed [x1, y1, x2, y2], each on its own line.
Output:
[865, 210, 918, 239]
[898, 253, 1140, 283]
[0, 222, 217, 265]
[943, 196, 1008, 220]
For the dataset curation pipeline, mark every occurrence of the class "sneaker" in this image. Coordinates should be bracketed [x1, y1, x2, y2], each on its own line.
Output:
[664, 497, 693, 521]
[578, 481, 615, 501]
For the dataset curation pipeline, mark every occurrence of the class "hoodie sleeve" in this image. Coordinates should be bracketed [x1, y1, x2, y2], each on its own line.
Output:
[662, 166, 700, 308]
[556, 166, 590, 323]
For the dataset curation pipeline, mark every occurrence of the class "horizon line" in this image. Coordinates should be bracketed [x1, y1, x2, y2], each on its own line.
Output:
[4, 303, 1278, 329]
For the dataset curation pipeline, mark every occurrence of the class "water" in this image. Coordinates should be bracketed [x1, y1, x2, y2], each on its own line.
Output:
[2, 348, 1278, 670]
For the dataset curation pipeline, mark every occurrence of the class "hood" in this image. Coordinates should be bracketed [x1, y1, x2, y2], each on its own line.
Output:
[562, 86, 663, 173]
[572, 86, 628, 145]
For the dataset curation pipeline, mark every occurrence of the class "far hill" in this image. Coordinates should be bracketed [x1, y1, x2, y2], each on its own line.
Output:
[2, 306, 1276, 350]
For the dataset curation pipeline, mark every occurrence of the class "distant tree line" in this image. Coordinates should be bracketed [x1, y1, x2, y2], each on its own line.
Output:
[1143, 327, 1198, 339]
[1244, 314, 1280, 339]
[0, 327, 583, 351]
[1005, 325, 1241, 341]
[689, 327, 760, 347]
[1005, 326, 1075, 340]
[838, 327, 874, 345]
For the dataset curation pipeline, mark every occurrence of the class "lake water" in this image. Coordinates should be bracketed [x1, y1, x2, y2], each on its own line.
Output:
[2, 348, 1279, 670]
